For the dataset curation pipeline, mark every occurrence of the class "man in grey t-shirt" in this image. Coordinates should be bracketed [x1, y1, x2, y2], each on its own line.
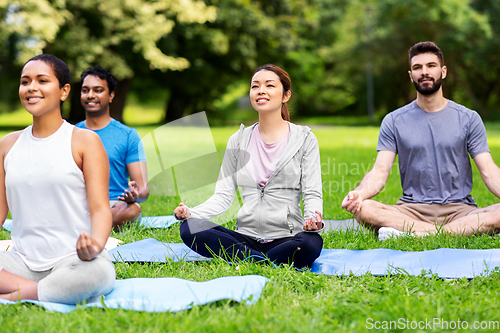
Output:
[341, 41, 500, 237]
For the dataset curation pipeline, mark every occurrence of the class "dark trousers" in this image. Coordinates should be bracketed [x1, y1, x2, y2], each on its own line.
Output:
[179, 220, 323, 268]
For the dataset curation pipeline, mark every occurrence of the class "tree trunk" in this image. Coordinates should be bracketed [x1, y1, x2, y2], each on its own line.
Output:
[164, 87, 189, 123]
[67, 80, 85, 124]
[110, 79, 131, 123]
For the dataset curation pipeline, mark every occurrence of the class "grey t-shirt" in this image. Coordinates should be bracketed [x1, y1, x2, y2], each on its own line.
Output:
[377, 100, 489, 205]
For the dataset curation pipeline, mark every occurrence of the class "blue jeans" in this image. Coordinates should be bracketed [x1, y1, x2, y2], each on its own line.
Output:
[180, 220, 323, 267]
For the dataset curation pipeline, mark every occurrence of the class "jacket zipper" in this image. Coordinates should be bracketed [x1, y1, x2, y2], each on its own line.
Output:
[245, 123, 303, 239]
[258, 186, 264, 239]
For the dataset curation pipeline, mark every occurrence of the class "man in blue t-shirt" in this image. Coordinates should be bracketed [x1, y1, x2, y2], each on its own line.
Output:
[341, 41, 500, 238]
[76, 66, 149, 228]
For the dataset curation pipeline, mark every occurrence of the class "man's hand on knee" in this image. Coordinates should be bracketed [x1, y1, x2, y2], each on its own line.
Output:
[341, 191, 364, 214]
[118, 181, 139, 203]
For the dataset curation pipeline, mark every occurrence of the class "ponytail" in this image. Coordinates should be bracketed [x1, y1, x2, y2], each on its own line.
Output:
[281, 103, 290, 121]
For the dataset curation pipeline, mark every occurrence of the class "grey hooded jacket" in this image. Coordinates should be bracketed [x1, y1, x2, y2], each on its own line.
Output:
[190, 122, 323, 240]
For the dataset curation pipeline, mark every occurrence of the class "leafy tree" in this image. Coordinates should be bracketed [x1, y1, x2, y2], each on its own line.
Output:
[330, 0, 492, 118]
[155, 0, 308, 122]
[464, 0, 500, 117]
[2, 0, 500, 122]
[280, 0, 352, 117]
[1, 0, 217, 122]
[145, 0, 351, 122]
[0, 0, 70, 112]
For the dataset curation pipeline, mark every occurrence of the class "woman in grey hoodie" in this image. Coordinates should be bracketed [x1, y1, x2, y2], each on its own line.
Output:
[174, 64, 323, 268]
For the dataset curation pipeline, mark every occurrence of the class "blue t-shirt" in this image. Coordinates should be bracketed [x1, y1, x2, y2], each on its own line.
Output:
[76, 119, 146, 200]
[377, 100, 489, 205]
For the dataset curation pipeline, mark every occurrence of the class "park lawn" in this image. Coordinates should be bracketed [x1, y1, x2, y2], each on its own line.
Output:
[1, 124, 500, 332]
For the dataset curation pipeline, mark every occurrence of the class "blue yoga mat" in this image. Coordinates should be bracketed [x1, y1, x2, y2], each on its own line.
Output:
[310, 248, 500, 279]
[3, 216, 179, 231]
[2, 219, 11, 231]
[109, 238, 209, 262]
[0, 275, 268, 313]
[110, 239, 500, 279]
[139, 216, 179, 228]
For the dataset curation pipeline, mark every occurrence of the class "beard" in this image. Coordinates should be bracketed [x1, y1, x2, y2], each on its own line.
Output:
[413, 76, 442, 95]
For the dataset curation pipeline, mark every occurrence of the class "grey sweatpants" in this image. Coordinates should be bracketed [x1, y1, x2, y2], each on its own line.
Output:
[0, 250, 115, 304]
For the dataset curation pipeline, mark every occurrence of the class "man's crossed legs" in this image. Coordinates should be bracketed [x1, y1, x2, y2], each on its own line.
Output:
[356, 200, 500, 236]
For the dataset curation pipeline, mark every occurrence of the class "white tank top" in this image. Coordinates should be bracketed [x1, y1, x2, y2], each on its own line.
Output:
[4, 121, 90, 271]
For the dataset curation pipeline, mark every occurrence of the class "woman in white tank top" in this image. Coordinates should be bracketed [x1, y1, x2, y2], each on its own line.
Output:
[0, 55, 115, 304]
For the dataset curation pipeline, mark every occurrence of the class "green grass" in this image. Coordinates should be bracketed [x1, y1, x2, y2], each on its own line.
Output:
[1, 120, 500, 332]
[0, 108, 34, 128]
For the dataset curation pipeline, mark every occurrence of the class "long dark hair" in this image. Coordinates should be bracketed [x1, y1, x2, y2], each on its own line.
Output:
[253, 64, 291, 121]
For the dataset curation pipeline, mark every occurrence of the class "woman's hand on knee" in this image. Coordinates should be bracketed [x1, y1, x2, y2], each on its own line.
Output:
[76, 231, 103, 261]
[174, 203, 191, 220]
[303, 211, 323, 231]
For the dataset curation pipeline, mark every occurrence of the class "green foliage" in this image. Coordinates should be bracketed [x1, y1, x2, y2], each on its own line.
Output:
[0, 0, 219, 122]
[154, 0, 500, 121]
[331, 0, 500, 117]
[156, 0, 328, 122]
[1, 0, 217, 78]
[2, 1, 500, 121]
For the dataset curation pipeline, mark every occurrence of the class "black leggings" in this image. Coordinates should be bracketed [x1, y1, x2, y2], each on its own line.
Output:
[179, 220, 323, 268]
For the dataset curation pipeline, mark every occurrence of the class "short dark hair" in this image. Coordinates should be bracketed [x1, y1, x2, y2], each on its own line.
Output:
[408, 41, 444, 67]
[253, 64, 292, 121]
[80, 65, 117, 93]
[24, 54, 70, 88]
